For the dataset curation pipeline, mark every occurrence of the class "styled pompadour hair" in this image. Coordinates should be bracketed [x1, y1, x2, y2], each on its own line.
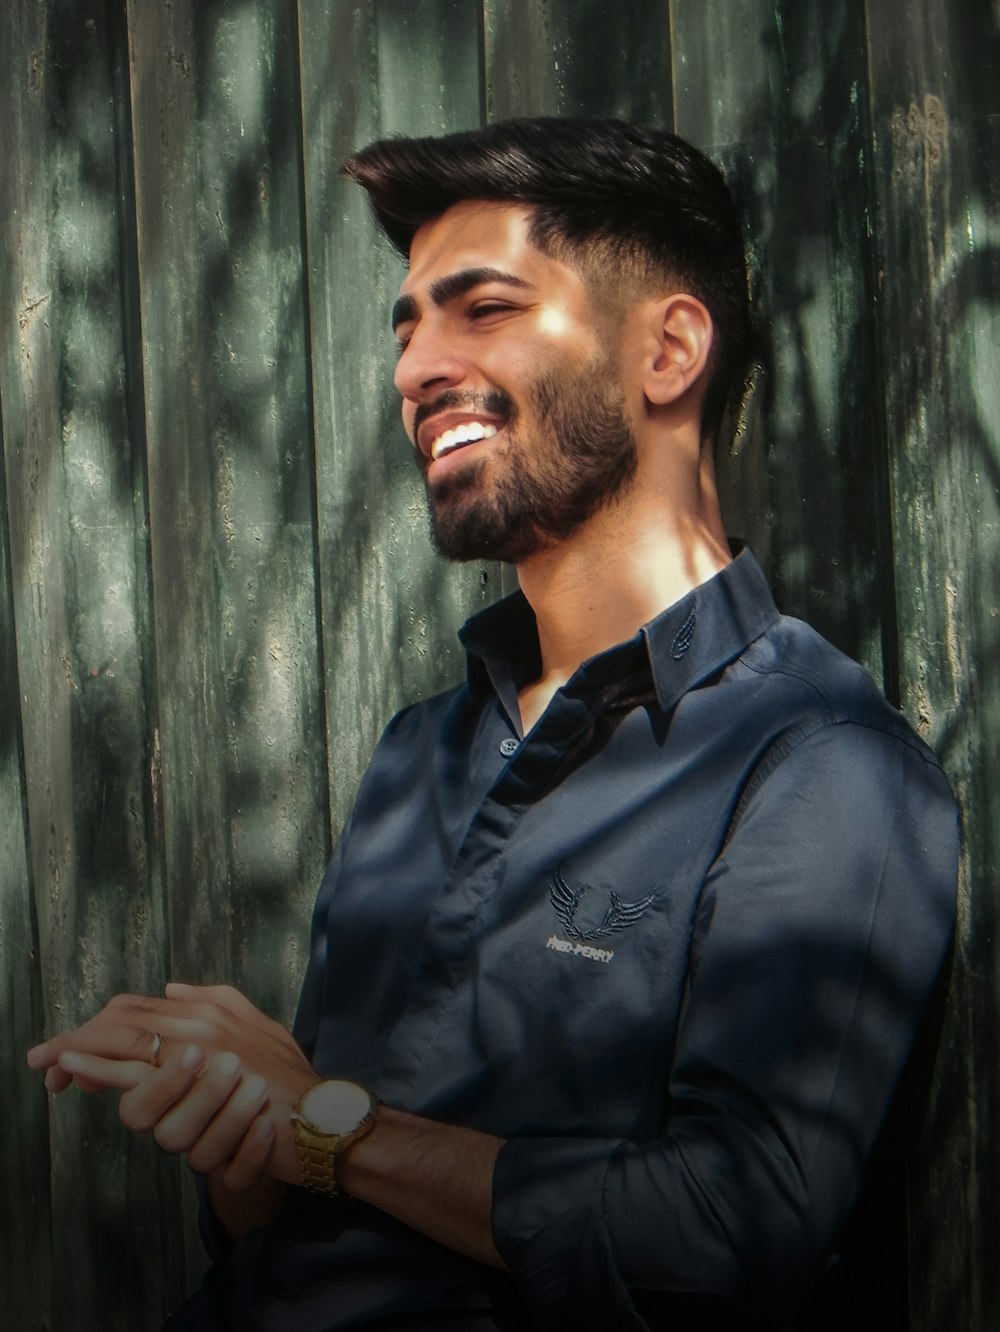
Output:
[341, 117, 752, 434]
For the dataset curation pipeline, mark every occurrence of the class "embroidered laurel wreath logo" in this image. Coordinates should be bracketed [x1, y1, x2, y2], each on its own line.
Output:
[549, 869, 656, 941]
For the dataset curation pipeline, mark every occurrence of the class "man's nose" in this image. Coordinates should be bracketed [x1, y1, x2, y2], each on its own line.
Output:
[393, 324, 466, 403]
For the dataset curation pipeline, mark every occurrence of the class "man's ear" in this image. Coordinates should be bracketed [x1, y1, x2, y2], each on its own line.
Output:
[641, 294, 714, 406]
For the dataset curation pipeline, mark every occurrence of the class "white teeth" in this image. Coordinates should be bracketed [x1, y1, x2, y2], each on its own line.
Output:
[430, 421, 499, 461]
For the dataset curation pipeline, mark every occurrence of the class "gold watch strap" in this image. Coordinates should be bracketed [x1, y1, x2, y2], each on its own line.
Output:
[291, 1081, 378, 1196]
[295, 1132, 342, 1195]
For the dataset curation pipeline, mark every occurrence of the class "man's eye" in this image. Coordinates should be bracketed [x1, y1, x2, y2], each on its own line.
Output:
[469, 302, 513, 320]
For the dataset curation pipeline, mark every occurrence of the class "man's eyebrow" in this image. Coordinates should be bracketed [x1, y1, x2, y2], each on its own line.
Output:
[391, 267, 533, 332]
[391, 294, 418, 334]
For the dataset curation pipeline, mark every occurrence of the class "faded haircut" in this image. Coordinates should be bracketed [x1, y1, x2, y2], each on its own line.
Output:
[341, 117, 752, 436]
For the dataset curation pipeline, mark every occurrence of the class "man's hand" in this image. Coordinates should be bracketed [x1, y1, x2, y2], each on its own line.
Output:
[26, 984, 317, 1190]
[27, 985, 508, 1263]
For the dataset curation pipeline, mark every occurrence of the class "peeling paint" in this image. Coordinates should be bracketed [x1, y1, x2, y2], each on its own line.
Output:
[18, 290, 50, 331]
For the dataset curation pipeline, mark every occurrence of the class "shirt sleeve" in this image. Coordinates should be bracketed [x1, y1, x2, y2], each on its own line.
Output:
[491, 720, 958, 1330]
[292, 814, 354, 1059]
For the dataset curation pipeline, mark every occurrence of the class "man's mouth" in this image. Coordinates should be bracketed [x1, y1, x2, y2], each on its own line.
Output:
[430, 420, 500, 461]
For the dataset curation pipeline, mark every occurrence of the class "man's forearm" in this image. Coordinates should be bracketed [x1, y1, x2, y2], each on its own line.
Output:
[209, 1102, 506, 1266]
[337, 1104, 507, 1270]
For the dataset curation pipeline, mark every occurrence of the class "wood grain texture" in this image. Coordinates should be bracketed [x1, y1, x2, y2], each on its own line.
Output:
[672, 0, 893, 683]
[126, 0, 332, 1299]
[299, 0, 493, 838]
[127, 0, 328, 1017]
[485, 0, 672, 122]
[0, 7, 53, 1321]
[864, 3, 1000, 1327]
[0, 385, 52, 1329]
[0, 0, 184, 1326]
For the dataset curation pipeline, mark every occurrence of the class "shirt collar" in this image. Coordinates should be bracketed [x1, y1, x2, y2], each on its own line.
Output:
[459, 544, 779, 713]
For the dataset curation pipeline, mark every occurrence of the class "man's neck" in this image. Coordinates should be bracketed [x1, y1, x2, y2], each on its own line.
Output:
[515, 490, 730, 733]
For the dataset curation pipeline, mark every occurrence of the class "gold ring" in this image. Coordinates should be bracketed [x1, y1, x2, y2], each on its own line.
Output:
[150, 1032, 164, 1067]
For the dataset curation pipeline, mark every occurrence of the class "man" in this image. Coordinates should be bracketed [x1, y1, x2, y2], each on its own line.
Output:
[28, 119, 957, 1331]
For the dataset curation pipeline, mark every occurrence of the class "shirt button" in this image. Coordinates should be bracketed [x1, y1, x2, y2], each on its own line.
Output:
[499, 738, 519, 757]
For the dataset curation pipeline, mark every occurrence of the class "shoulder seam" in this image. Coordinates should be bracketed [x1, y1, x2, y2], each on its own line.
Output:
[721, 714, 945, 854]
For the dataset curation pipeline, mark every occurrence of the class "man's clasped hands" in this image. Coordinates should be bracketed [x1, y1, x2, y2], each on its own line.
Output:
[26, 984, 315, 1192]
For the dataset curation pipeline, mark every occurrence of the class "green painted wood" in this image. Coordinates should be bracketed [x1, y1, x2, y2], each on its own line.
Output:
[126, 0, 331, 1296]
[298, 0, 493, 837]
[485, 0, 673, 123]
[0, 11, 53, 1320]
[0, 404, 52, 1327]
[672, 0, 893, 684]
[0, 0, 184, 1326]
[126, 0, 327, 1010]
[863, 3, 1000, 1328]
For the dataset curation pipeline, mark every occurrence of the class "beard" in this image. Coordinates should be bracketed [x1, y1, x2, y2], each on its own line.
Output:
[417, 351, 638, 564]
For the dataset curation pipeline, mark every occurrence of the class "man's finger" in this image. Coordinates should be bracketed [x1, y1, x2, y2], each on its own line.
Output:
[184, 1071, 271, 1173]
[142, 1049, 249, 1156]
[57, 1050, 156, 1092]
[117, 1044, 208, 1133]
[28, 1012, 216, 1071]
[220, 1114, 277, 1192]
[44, 1065, 74, 1093]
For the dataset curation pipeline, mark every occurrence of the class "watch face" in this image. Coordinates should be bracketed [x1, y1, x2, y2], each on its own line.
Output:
[301, 1080, 373, 1135]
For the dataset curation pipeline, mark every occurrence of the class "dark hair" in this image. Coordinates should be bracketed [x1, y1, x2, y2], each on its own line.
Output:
[342, 117, 752, 437]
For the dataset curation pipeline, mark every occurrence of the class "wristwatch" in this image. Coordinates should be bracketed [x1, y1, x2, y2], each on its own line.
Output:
[290, 1079, 377, 1195]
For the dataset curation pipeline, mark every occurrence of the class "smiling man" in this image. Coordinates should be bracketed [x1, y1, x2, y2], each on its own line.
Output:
[28, 119, 957, 1332]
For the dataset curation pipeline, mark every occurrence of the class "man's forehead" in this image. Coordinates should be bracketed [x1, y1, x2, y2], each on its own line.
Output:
[399, 201, 544, 296]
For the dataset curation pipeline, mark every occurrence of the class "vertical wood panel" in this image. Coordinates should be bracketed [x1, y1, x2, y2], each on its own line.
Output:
[298, 0, 489, 836]
[486, 0, 672, 123]
[126, 0, 331, 1291]
[0, 9, 53, 1322]
[0, 1, 183, 1326]
[127, 0, 327, 1012]
[864, 3, 1000, 1326]
[672, 0, 893, 682]
[0, 421, 51, 1326]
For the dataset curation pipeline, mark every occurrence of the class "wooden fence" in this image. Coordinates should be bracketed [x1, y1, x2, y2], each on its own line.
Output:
[1, 1, 997, 1328]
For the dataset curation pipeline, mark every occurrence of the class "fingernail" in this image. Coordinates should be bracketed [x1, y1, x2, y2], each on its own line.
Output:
[58, 1052, 84, 1072]
[44, 1068, 59, 1091]
[26, 1044, 48, 1068]
[217, 1051, 241, 1077]
[180, 1045, 204, 1072]
[244, 1074, 268, 1104]
[253, 1117, 275, 1143]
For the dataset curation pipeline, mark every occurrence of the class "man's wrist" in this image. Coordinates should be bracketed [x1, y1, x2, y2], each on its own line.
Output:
[291, 1079, 379, 1195]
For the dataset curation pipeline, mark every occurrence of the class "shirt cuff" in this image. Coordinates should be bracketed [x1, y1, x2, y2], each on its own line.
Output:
[492, 1135, 645, 1332]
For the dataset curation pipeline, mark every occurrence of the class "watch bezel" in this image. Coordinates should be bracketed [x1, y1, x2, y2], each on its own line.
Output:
[293, 1079, 376, 1141]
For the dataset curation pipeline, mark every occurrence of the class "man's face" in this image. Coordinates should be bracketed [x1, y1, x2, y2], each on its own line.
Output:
[392, 202, 638, 563]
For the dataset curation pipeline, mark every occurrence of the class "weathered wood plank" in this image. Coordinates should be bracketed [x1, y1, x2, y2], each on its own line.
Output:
[298, 0, 490, 837]
[672, 0, 893, 682]
[485, 0, 672, 122]
[126, 0, 331, 1300]
[127, 0, 327, 1014]
[0, 0, 181, 1326]
[0, 421, 52, 1327]
[864, 3, 1000, 1327]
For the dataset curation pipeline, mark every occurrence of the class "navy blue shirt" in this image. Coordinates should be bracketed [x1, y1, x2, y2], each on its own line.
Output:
[176, 547, 957, 1331]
